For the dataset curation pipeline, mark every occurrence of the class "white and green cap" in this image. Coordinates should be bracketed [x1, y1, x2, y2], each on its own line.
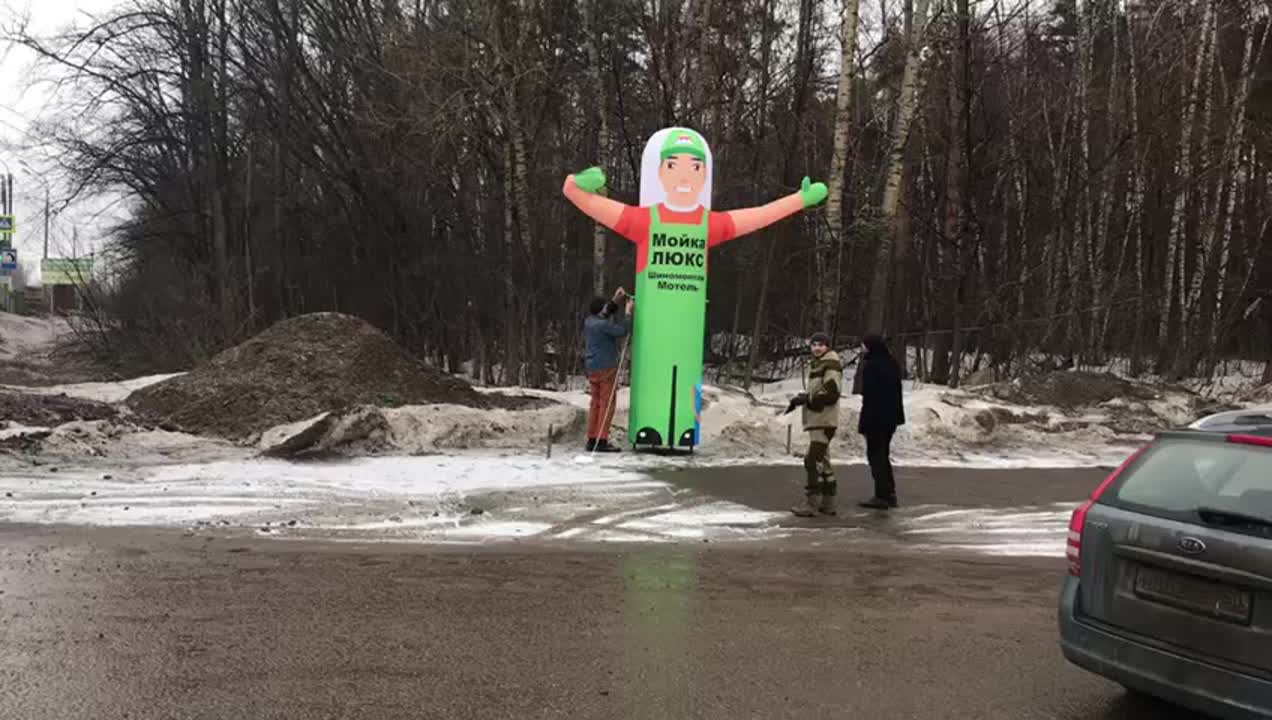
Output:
[659, 128, 707, 161]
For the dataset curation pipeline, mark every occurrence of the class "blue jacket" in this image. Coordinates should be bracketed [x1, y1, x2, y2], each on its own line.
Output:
[583, 306, 631, 372]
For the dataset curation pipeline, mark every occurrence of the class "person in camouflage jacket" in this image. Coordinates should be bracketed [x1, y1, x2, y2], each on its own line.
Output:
[784, 332, 842, 516]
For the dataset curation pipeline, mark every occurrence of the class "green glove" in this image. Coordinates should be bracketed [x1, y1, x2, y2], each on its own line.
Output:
[574, 166, 607, 194]
[799, 176, 828, 208]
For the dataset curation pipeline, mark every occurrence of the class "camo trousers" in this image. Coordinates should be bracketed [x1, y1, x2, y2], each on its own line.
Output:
[803, 427, 837, 497]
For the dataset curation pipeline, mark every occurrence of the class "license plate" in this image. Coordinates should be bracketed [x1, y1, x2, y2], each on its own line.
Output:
[1134, 566, 1252, 624]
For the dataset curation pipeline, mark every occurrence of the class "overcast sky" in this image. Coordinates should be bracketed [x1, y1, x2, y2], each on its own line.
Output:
[1, 0, 123, 283]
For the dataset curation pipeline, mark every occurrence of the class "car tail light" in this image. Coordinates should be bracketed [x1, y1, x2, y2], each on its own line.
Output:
[1227, 433, 1272, 447]
[1066, 500, 1094, 577]
[1067, 444, 1151, 577]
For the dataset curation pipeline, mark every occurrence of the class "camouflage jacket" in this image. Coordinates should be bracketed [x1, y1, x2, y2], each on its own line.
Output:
[802, 350, 843, 431]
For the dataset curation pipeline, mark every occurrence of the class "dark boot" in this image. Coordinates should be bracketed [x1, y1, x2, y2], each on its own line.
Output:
[858, 496, 898, 510]
[585, 438, 597, 452]
[817, 480, 837, 516]
[594, 439, 621, 453]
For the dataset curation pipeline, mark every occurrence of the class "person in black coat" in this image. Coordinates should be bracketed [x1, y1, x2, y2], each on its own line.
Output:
[856, 334, 905, 509]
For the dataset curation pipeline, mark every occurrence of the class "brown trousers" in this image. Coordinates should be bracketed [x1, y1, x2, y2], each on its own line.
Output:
[587, 368, 619, 440]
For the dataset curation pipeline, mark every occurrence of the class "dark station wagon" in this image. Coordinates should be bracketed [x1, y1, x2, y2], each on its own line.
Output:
[1059, 409, 1272, 719]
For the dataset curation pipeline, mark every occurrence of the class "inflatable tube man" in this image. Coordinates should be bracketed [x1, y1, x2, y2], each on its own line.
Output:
[563, 127, 827, 451]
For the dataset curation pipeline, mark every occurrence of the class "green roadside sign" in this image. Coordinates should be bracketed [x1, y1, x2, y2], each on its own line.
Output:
[42, 257, 94, 285]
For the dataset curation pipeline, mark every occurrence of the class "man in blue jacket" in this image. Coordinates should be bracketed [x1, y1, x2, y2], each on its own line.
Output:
[583, 288, 633, 452]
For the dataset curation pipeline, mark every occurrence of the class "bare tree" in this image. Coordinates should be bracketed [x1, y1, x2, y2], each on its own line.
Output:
[6, 0, 1270, 389]
[819, 0, 861, 331]
[1158, 0, 1216, 373]
[584, 0, 610, 297]
[867, 0, 931, 335]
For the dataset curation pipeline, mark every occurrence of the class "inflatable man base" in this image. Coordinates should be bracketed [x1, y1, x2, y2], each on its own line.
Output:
[627, 204, 709, 451]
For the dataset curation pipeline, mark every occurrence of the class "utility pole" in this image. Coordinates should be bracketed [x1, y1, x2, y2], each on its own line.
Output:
[0, 171, 11, 244]
[0, 169, 12, 314]
[42, 186, 49, 259]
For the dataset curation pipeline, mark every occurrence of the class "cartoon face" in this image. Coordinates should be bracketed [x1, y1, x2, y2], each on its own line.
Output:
[657, 154, 707, 207]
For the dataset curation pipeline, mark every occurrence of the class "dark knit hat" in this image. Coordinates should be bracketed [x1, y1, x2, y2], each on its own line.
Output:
[862, 334, 887, 352]
[810, 332, 831, 345]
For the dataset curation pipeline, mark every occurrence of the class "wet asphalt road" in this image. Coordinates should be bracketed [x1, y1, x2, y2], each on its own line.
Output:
[658, 464, 1113, 509]
[1, 521, 1204, 719]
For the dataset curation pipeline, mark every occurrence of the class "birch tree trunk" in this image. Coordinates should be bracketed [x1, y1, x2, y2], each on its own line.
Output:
[866, 0, 930, 333]
[1074, 0, 1095, 362]
[502, 142, 521, 387]
[818, 0, 861, 331]
[1158, 1, 1215, 372]
[511, 124, 541, 385]
[1173, 1, 1227, 376]
[997, 0, 1030, 372]
[1207, 11, 1268, 357]
[946, 0, 973, 388]
[1090, 0, 1122, 363]
[927, 0, 964, 385]
[742, 0, 778, 389]
[496, 1, 537, 386]
[688, 0, 713, 114]
[1039, 70, 1074, 352]
[584, 0, 609, 297]
[1125, 12, 1149, 375]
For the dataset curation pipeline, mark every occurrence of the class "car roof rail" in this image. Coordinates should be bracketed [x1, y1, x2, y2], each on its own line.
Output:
[1188, 409, 1272, 431]
[1231, 412, 1272, 425]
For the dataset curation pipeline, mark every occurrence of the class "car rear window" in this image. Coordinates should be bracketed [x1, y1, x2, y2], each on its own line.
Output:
[1110, 437, 1272, 523]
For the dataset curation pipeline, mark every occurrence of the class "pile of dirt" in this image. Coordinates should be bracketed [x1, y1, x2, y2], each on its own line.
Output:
[126, 313, 548, 439]
[975, 370, 1161, 410]
[0, 390, 117, 427]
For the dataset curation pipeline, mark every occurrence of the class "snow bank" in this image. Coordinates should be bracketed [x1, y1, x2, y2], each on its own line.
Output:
[414, 379, 1170, 468]
[2, 373, 182, 404]
[615, 380, 1154, 466]
[1, 365, 1206, 472]
[258, 402, 586, 457]
[0, 312, 65, 360]
[0, 418, 244, 465]
[0, 422, 51, 442]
